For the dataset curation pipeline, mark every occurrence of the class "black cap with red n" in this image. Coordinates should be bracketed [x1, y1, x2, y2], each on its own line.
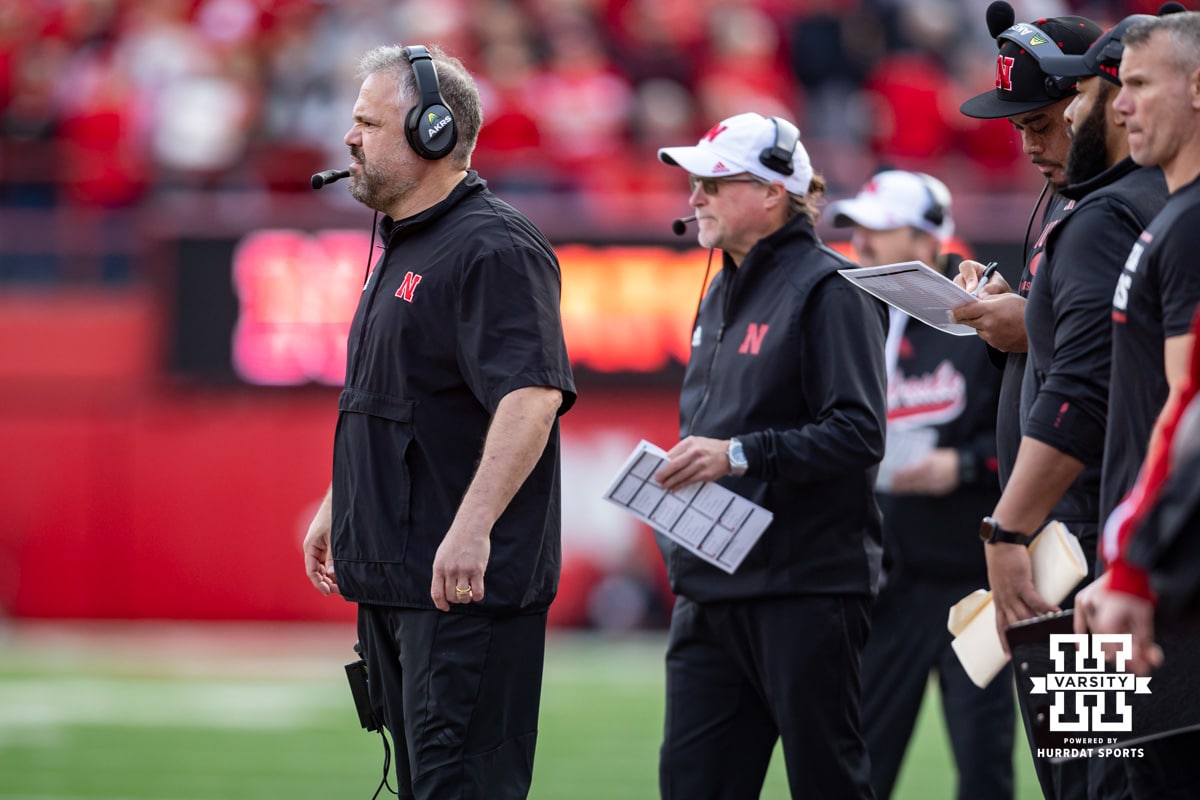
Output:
[960, 2, 1102, 119]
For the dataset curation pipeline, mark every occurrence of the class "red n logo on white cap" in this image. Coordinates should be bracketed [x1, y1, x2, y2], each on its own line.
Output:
[995, 55, 1015, 91]
[702, 123, 728, 142]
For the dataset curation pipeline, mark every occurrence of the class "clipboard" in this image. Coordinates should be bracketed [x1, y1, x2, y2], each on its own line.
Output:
[838, 260, 979, 336]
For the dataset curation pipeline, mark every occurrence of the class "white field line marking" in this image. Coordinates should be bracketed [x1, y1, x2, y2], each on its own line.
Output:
[0, 677, 346, 733]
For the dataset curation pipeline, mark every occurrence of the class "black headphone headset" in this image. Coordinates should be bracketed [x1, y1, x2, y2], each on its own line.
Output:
[914, 172, 947, 229]
[998, 22, 1077, 99]
[401, 45, 458, 160]
[758, 116, 800, 176]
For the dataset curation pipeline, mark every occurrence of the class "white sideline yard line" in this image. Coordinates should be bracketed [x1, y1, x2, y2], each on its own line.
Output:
[0, 621, 361, 681]
[0, 622, 360, 740]
[0, 622, 669, 682]
[0, 622, 669, 740]
[2, 796, 193, 800]
[0, 676, 345, 733]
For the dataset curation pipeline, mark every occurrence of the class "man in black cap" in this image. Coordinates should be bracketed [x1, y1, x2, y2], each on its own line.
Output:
[956, 1, 1103, 505]
[955, 5, 1172, 800]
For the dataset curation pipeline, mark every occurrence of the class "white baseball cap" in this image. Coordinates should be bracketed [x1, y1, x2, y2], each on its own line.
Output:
[657, 112, 814, 196]
[829, 170, 954, 240]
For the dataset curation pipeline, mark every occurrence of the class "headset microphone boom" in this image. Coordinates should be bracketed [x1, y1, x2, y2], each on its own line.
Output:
[311, 169, 351, 189]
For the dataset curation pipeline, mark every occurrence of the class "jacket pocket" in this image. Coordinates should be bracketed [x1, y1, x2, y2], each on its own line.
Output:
[332, 388, 417, 563]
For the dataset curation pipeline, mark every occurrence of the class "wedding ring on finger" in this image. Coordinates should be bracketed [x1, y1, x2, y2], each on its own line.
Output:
[455, 584, 472, 596]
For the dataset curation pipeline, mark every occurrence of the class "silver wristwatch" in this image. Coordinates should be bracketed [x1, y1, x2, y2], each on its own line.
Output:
[727, 437, 748, 476]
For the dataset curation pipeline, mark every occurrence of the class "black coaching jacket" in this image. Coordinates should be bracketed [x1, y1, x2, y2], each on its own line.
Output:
[1025, 156, 1167, 537]
[656, 214, 888, 602]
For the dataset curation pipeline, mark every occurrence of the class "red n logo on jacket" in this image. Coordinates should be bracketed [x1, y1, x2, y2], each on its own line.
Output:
[738, 323, 769, 355]
[396, 271, 422, 303]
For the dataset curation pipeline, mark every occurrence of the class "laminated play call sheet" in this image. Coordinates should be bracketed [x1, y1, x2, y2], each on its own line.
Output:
[602, 440, 773, 574]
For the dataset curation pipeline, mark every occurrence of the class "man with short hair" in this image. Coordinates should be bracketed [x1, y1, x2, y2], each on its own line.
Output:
[1068, 11, 1200, 798]
[652, 111, 887, 800]
[831, 170, 1014, 800]
[301, 44, 575, 800]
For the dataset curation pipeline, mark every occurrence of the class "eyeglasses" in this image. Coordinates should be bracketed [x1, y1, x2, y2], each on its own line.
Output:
[688, 175, 765, 195]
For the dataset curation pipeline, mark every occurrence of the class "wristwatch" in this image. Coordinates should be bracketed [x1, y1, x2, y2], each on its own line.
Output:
[978, 516, 1033, 546]
[727, 437, 748, 476]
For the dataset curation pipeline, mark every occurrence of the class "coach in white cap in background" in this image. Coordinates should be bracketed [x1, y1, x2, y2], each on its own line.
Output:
[831, 171, 1015, 800]
[651, 111, 888, 799]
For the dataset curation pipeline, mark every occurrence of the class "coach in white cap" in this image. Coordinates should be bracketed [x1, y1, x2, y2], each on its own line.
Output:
[832, 170, 1015, 800]
[651, 111, 888, 800]
[658, 112, 818, 260]
[830, 169, 954, 241]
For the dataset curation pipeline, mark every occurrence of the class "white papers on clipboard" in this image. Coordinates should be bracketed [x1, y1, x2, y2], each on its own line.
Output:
[602, 440, 772, 574]
[838, 260, 979, 336]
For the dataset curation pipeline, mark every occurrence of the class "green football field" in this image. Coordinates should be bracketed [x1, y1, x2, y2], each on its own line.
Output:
[0, 622, 1042, 799]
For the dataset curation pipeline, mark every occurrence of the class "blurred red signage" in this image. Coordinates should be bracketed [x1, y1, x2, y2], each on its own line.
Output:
[231, 231, 711, 385]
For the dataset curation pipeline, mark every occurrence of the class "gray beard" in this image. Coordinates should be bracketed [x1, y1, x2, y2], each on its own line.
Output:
[349, 164, 414, 215]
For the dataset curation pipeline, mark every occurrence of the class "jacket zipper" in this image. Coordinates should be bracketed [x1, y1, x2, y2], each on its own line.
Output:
[684, 271, 735, 437]
[348, 246, 389, 386]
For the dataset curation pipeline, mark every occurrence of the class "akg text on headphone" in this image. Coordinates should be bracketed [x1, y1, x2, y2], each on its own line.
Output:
[401, 45, 458, 160]
[998, 22, 1075, 98]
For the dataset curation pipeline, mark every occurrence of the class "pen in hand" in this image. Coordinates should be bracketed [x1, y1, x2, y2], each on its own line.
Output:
[971, 262, 999, 297]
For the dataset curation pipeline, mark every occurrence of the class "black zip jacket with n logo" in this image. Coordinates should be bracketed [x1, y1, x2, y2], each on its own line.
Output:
[657, 215, 888, 601]
[1024, 157, 1167, 535]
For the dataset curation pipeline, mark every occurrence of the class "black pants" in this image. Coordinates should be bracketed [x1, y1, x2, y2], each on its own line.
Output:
[357, 604, 547, 800]
[860, 578, 1015, 800]
[1014, 523, 1130, 800]
[1016, 702, 1130, 800]
[1125, 731, 1200, 799]
[659, 594, 875, 800]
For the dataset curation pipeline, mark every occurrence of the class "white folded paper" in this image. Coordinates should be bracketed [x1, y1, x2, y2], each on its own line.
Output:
[948, 521, 1089, 688]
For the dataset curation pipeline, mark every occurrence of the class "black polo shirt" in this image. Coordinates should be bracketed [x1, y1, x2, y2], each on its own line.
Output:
[1103, 174, 1200, 525]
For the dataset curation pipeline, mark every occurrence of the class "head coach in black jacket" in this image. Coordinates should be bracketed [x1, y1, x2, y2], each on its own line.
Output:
[652, 111, 888, 800]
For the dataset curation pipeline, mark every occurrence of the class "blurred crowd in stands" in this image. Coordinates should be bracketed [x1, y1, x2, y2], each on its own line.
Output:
[0, 0, 1168, 250]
